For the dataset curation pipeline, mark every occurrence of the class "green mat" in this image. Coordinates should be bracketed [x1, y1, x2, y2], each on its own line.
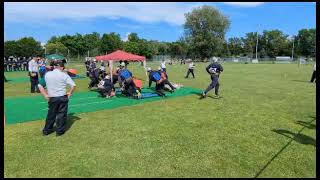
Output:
[5, 75, 86, 83]
[4, 87, 201, 125]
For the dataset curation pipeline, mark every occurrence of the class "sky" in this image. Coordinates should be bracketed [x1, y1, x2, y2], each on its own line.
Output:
[4, 2, 316, 44]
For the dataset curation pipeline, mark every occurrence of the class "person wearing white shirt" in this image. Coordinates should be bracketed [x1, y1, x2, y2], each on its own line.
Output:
[161, 60, 166, 72]
[185, 61, 195, 78]
[38, 60, 76, 136]
[28, 57, 40, 93]
[310, 63, 316, 83]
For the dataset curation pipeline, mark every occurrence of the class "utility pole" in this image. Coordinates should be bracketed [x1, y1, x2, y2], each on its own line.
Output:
[255, 25, 260, 60]
[291, 36, 295, 60]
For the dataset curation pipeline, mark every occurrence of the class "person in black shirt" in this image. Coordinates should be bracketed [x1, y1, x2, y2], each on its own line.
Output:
[201, 58, 223, 99]
[98, 74, 115, 98]
[88, 67, 100, 89]
[147, 67, 166, 96]
[22, 57, 28, 71]
[8, 58, 13, 71]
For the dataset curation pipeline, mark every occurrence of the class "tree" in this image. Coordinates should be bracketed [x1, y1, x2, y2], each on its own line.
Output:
[228, 37, 243, 56]
[260, 30, 290, 58]
[296, 28, 316, 57]
[183, 5, 230, 60]
[83, 32, 101, 56]
[128, 33, 140, 43]
[45, 42, 68, 56]
[243, 32, 258, 58]
[16, 37, 43, 57]
[100, 32, 123, 54]
[124, 41, 140, 55]
[4, 41, 19, 57]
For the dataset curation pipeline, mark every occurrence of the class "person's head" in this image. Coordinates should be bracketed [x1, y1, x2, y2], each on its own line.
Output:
[120, 62, 126, 68]
[52, 60, 65, 70]
[157, 66, 162, 71]
[146, 67, 152, 73]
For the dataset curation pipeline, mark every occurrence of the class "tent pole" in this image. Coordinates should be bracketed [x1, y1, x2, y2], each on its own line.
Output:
[110, 60, 113, 83]
[143, 60, 148, 82]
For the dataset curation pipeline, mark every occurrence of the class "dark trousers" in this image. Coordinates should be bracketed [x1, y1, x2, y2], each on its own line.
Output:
[163, 79, 175, 90]
[23, 64, 28, 71]
[123, 78, 138, 97]
[30, 73, 39, 93]
[89, 77, 99, 88]
[155, 82, 166, 96]
[99, 87, 113, 97]
[4, 65, 7, 72]
[8, 65, 12, 71]
[185, 69, 195, 78]
[43, 95, 69, 134]
[310, 70, 316, 83]
[204, 75, 220, 95]
[162, 68, 166, 72]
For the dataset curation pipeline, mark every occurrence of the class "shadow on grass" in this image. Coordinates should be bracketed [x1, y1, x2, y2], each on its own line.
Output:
[65, 113, 81, 132]
[191, 91, 222, 100]
[254, 115, 316, 177]
[272, 129, 316, 147]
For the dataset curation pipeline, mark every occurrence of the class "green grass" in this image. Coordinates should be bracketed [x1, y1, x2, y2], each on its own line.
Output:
[4, 62, 316, 178]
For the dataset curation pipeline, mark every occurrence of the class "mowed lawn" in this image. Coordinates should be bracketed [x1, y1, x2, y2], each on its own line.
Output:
[4, 61, 316, 178]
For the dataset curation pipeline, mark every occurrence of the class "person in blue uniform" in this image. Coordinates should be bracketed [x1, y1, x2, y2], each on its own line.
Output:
[147, 67, 167, 96]
[118, 63, 140, 98]
[201, 57, 223, 99]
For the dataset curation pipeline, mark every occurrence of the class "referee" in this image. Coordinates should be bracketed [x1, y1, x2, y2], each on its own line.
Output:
[38, 60, 76, 136]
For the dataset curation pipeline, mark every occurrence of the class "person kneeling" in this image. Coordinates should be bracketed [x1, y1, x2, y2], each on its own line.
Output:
[98, 74, 115, 98]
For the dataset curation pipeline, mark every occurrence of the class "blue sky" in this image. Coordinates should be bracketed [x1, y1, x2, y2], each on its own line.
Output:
[4, 2, 316, 44]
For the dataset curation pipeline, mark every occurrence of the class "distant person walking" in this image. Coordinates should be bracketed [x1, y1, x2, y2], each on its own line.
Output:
[185, 61, 195, 78]
[38, 60, 76, 136]
[310, 63, 316, 83]
[28, 57, 40, 93]
[161, 60, 166, 72]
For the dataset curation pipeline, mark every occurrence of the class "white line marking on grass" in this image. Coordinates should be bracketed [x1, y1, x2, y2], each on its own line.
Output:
[39, 96, 99, 104]
[40, 100, 112, 111]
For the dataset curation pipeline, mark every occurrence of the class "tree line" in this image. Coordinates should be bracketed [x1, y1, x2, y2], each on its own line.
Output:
[4, 5, 316, 60]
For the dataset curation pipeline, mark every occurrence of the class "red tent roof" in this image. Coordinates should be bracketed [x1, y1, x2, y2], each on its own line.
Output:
[96, 50, 146, 61]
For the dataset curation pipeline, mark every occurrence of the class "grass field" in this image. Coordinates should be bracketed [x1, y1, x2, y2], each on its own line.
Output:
[4, 61, 316, 178]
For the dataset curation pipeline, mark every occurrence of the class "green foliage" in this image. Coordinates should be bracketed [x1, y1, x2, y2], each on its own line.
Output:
[4, 37, 43, 57]
[100, 32, 123, 55]
[184, 5, 230, 59]
[46, 42, 68, 56]
[295, 28, 316, 57]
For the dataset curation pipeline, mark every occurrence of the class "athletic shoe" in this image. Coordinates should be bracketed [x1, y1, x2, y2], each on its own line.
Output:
[199, 91, 207, 99]
[136, 90, 142, 99]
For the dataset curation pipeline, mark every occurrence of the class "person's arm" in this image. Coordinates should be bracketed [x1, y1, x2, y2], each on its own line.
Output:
[65, 76, 76, 98]
[206, 64, 211, 74]
[38, 77, 49, 101]
[28, 61, 33, 73]
[219, 64, 224, 72]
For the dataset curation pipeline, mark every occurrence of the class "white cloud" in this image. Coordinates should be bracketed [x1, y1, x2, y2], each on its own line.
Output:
[4, 2, 205, 26]
[222, 2, 265, 7]
[122, 32, 131, 42]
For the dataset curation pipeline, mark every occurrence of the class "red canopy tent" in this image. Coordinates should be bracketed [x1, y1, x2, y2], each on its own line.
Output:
[95, 50, 148, 83]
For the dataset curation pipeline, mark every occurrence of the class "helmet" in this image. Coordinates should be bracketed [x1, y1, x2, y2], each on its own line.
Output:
[157, 67, 162, 71]
[213, 57, 218, 62]
[120, 62, 126, 67]
[146, 67, 152, 72]
[105, 75, 111, 79]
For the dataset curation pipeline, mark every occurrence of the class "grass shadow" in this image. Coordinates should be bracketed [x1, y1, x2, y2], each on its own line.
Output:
[65, 113, 81, 132]
[272, 129, 316, 147]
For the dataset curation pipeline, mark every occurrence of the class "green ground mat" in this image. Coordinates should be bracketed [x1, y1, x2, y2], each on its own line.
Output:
[5, 75, 86, 83]
[4, 87, 201, 125]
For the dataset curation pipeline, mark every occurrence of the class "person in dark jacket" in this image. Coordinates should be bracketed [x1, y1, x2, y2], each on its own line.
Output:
[201, 57, 223, 99]
[118, 63, 140, 98]
[88, 67, 101, 89]
[147, 67, 166, 96]
[98, 74, 115, 98]
[158, 67, 176, 92]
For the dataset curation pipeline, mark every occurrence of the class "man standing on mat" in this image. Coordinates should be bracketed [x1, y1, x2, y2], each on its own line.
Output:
[28, 56, 40, 93]
[38, 60, 76, 136]
[201, 57, 223, 99]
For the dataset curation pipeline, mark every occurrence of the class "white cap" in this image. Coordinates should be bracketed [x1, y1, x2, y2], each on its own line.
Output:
[120, 62, 126, 67]
[105, 75, 111, 79]
[146, 67, 152, 72]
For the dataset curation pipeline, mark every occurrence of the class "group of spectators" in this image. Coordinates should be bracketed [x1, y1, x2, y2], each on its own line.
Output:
[4, 57, 30, 72]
